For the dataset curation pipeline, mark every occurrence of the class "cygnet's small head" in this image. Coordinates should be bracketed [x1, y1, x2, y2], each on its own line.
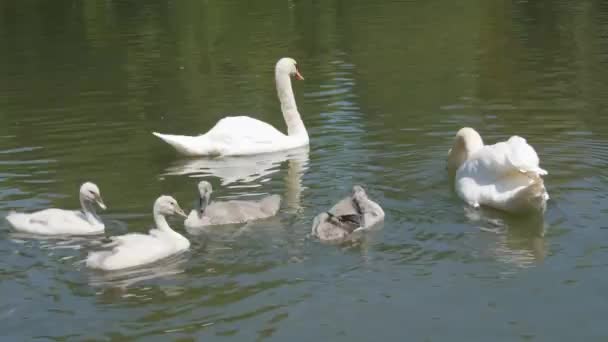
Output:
[154, 195, 187, 218]
[197, 181, 213, 199]
[352, 185, 368, 201]
[447, 127, 484, 176]
[80, 182, 106, 210]
[352, 185, 366, 196]
[275, 57, 304, 81]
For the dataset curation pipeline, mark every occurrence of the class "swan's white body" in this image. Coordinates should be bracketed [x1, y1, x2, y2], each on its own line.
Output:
[86, 196, 189, 271]
[6, 182, 106, 235]
[312, 186, 385, 243]
[448, 128, 549, 214]
[153, 58, 308, 156]
[184, 181, 281, 228]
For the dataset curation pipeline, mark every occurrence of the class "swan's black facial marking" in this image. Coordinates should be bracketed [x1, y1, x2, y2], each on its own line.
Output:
[293, 62, 304, 80]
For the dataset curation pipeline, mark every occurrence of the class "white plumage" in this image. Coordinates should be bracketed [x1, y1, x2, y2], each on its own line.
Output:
[153, 58, 308, 156]
[447, 128, 549, 214]
[86, 196, 189, 271]
[5, 182, 106, 235]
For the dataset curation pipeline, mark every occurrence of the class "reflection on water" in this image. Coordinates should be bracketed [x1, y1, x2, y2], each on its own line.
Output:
[162, 146, 309, 189]
[464, 206, 547, 268]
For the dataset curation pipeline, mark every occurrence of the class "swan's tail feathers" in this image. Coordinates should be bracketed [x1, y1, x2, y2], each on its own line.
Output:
[511, 177, 549, 213]
[260, 195, 281, 215]
[5, 211, 26, 229]
[152, 132, 219, 156]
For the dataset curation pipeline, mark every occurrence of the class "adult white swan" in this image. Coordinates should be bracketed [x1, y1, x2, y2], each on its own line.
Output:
[447, 127, 549, 214]
[152, 57, 308, 156]
[6, 182, 106, 235]
[312, 186, 385, 244]
[184, 181, 281, 228]
[86, 196, 189, 271]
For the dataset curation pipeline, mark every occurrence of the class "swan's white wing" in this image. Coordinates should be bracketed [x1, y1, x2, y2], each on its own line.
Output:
[154, 116, 289, 156]
[209, 116, 286, 140]
[464, 136, 546, 179]
[205, 116, 288, 155]
[505, 136, 547, 175]
[456, 136, 548, 213]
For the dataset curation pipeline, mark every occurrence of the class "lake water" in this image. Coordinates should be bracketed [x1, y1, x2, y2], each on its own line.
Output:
[1, 0, 608, 340]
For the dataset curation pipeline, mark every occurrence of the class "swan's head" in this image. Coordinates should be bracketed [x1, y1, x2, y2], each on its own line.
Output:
[154, 195, 187, 218]
[352, 185, 367, 198]
[276, 57, 304, 81]
[80, 182, 106, 210]
[196, 181, 212, 215]
[197, 181, 213, 198]
[447, 127, 484, 176]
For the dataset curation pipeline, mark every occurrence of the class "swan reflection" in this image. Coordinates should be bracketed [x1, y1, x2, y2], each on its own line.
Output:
[464, 206, 547, 268]
[162, 146, 310, 187]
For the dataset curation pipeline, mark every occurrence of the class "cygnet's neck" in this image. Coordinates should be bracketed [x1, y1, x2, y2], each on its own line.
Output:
[276, 71, 307, 137]
[80, 195, 100, 225]
[448, 135, 484, 176]
[153, 210, 175, 233]
[198, 194, 210, 218]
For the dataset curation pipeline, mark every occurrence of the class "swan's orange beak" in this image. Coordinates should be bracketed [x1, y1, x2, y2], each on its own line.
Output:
[295, 70, 304, 81]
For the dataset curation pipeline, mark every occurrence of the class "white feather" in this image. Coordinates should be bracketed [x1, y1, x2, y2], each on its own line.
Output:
[5, 182, 105, 235]
[86, 196, 189, 271]
[448, 128, 548, 214]
[153, 58, 308, 156]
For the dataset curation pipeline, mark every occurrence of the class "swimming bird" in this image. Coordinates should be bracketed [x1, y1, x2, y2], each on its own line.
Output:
[184, 181, 281, 228]
[86, 196, 189, 271]
[447, 127, 549, 214]
[6, 182, 106, 235]
[152, 57, 308, 156]
[311, 185, 385, 243]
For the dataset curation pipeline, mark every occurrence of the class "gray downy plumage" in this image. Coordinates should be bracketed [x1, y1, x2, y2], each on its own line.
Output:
[184, 181, 281, 228]
[311, 185, 385, 243]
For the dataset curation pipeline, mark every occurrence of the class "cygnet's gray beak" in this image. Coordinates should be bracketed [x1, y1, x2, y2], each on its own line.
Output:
[175, 204, 187, 218]
[96, 196, 107, 210]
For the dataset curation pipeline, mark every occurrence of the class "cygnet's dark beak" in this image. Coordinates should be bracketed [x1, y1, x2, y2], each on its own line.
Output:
[175, 204, 187, 218]
[96, 196, 107, 210]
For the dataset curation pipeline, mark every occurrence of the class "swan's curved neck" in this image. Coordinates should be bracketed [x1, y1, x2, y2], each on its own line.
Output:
[80, 196, 100, 225]
[153, 210, 175, 233]
[276, 72, 307, 137]
[198, 194, 210, 218]
[448, 136, 483, 176]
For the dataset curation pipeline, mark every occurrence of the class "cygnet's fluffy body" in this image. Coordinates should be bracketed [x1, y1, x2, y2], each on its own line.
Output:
[312, 186, 384, 243]
[184, 181, 281, 228]
[6, 182, 106, 235]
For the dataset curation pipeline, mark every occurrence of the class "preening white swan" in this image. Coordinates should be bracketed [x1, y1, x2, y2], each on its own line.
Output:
[312, 186, 385, 243]
[153, 57, 308, 156]
[86, 196, 189, 271]
[6, 182, 106, 235]
[184, 181, 281, 228]
[447, 127, 549, 214]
